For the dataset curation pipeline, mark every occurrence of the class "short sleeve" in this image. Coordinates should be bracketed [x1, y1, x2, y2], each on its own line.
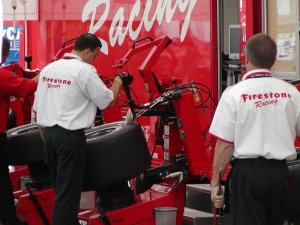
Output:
[77, 66, 114, 110]
[295, 95, 300, 137]
[209, 93, 236, 143]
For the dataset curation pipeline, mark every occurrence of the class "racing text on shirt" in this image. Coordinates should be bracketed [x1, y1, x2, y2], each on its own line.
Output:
[241, 92, 292, 108]
[42, 76, 71, 89]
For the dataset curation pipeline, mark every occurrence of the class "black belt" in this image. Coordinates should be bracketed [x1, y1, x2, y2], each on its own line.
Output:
[45, 125, 83, 134]
[232, 157, 286, 166]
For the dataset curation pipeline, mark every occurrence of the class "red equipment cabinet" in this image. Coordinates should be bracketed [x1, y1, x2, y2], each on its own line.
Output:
[78, 183, 185, 225]
[15, 188, 54, 225]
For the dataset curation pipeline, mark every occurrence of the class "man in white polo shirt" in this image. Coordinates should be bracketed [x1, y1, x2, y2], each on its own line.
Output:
[33, 33, 132, 225]
[210, 34, 300, 225]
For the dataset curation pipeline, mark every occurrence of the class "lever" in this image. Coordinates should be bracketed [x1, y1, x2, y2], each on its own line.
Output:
[25, 55, 32, 69]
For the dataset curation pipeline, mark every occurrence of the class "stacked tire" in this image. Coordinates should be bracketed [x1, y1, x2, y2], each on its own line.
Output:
[83, 122, 150, 190]
[6, 122, 151, 189]
[6, 123, 45, 165]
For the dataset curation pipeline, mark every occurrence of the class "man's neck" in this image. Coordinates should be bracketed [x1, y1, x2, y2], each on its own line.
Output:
[246, 64, 270, 73]
[71, 50, 82, 58]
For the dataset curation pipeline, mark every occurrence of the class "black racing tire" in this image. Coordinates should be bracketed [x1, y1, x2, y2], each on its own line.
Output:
[6, 123, 45, 165]
[287, 159, 300, 218]
[6, 121, 151, 189]
[82, 122, 151, 191]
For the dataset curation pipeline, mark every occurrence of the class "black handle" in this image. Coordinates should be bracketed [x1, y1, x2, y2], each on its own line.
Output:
[123, 86, 136, 117]
[25, 55, 32, 70]
[218, 168, 223, 195]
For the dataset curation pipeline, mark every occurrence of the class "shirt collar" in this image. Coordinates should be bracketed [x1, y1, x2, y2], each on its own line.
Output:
[62, 53, 83, 61]
[242, 69, 272, 81]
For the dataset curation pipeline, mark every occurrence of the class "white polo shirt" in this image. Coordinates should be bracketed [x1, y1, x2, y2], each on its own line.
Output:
[33, 53, 114, 130]
[209, 69, 300, 160]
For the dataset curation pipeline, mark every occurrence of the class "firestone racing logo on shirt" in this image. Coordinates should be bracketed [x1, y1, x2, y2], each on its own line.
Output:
[241, 92, 292, 108]
[42, 76, 71, 89]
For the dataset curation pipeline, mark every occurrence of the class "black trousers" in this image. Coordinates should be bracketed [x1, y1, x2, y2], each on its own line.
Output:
[0, 134, 19, 225]
[229, 157, 289, 225]
[44, 126, 86, 225]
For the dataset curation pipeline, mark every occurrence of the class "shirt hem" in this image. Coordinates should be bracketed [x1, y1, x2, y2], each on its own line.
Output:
[210, 133, 234, 144]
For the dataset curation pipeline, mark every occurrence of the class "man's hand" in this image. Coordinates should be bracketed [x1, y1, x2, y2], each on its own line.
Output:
[32, 74, 40, 82]
[115, 72, 133, 86]
[23, 68, 41, 79]
[109, 72, 132, 108]
[211, 185, 224, 208]
[210, 140, 234, 209]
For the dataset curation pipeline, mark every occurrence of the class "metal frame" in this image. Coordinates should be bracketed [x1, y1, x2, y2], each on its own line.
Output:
[263, 0, 300, 80]
[217, 0, 222, 99]
[228, 24, 242, 60]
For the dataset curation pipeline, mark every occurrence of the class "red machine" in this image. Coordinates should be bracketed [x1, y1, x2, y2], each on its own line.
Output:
[76, 36, 212, 225]
[12, 36, 213, 225]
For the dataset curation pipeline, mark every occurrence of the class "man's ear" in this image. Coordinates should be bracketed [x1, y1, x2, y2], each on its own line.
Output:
[83, 49, 90, 55]
[245, 55, 249, 64]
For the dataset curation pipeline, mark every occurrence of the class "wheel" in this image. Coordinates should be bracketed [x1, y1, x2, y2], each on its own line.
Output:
[82, 122, 151, 191]
[6, 123, 45, 165]
[6, 121, 151, 190]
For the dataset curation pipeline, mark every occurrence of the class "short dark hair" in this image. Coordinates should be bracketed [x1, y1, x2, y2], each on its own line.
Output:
[246, 34, 277, 69]
[74, 33, 102, 52]
[2, 37, 10, 55]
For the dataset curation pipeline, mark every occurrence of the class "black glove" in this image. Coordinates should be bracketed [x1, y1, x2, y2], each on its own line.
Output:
[115, 72, 133, 86]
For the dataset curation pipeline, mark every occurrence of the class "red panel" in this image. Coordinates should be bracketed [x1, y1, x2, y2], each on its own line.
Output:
[24, 0, 213, 95]
[175, 91, 211, 175]
[253, 0, 262, 34]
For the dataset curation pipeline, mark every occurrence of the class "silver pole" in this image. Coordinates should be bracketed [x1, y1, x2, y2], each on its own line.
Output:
[22, 0, 28, 59]
[217, 0, 223, 98]
[11, 0, 17, 49]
